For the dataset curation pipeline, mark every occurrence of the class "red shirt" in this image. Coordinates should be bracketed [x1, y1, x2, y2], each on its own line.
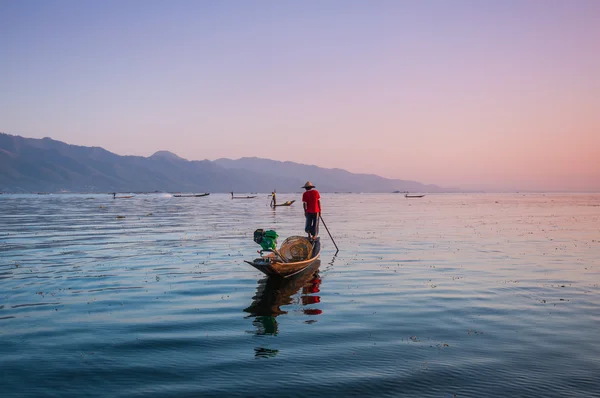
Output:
[302, 189, 321, 213]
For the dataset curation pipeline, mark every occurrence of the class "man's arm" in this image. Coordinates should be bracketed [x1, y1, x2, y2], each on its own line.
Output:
[318, 199, 321, 214]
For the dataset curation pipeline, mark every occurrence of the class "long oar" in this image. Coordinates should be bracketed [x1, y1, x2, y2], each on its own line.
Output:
[319, 214, 339, 253]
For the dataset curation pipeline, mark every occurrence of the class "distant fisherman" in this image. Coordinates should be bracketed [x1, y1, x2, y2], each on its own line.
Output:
[302, 181, 321, 241]
[270, 189, 277, 207]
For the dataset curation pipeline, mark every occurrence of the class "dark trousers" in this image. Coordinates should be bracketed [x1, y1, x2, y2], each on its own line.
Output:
[305, 212, 320, 237]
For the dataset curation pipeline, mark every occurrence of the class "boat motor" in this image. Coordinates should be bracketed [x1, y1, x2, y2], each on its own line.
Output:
[253, 229, 278, 251]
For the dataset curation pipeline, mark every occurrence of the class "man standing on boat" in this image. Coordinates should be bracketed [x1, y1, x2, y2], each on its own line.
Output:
[270, 189, 277, 207]
[302, 181, 321, 241]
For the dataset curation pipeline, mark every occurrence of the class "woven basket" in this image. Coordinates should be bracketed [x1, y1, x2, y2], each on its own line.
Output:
[278, 236, 313, 262]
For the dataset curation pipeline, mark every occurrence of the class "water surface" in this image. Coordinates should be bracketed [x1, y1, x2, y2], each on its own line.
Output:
[1, 193, 599, 397]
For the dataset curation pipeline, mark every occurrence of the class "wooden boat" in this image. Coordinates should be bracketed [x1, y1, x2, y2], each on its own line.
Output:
[231, 192, 257, 199]
[245, 237, 321, 278]
[405, 194, 425, 198]
[114, 195, 134, 199]
[272, 200, 295, 207]
[173, 193, 210, 197]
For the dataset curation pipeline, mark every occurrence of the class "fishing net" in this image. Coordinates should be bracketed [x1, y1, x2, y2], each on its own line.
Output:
[278, 236, 313, 262]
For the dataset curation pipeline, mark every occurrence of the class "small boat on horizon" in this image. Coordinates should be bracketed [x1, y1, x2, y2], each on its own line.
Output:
[173, 193, 210, 198]
[231, 192, 257, 199]
[405, 194, 425, 198]
[111, 193, 134, 199]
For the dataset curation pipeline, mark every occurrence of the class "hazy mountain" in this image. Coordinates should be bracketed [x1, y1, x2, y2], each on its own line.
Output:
[150, 151, 187, 162]
[0, 133, 446, 193]
[214, 157, 444, 193]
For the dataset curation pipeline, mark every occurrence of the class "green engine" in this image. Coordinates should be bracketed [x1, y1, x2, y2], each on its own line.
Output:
[253, 229, 278, 251]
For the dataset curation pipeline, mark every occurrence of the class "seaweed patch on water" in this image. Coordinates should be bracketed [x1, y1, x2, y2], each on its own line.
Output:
[254, 347, 279, 358]
[12, 302, 61, 308]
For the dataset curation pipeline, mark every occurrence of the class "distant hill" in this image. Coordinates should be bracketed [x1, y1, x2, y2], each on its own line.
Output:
[0, 133, 447, 193]
[214, 157, 444, 193]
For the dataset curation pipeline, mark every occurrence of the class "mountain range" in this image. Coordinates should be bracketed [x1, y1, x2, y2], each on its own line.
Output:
[0, 133, 447, 193]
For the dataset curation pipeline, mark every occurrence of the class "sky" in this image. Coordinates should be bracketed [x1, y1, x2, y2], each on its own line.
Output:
[1, 0, 599, 191]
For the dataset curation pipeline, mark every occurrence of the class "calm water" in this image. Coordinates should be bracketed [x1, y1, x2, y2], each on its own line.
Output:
[1, 193, 599, 398]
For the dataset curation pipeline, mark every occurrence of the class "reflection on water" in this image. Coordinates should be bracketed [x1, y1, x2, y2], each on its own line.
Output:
[245, 261, 322, 337]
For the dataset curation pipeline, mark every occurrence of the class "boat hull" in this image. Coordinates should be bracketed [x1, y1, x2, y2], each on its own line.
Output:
[273, 200, 296, 207]
[245, 238, 321, 278]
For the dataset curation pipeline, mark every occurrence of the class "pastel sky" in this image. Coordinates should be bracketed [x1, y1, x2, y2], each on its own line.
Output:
[1, 0, 599, 191]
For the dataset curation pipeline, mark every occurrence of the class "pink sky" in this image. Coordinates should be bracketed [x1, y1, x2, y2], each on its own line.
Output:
[1, 1, 599, 191]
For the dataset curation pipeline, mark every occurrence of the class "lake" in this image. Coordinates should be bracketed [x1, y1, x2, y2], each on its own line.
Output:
[1, 193, 599, 397]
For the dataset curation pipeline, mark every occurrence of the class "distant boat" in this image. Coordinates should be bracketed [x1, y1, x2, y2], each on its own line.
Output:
[173, 193, 210, 198]
[272, 200, 295, 207]
[111, 193, 134, 199]
[405, 194, 425, 198]
[231, 192, 257, 199]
